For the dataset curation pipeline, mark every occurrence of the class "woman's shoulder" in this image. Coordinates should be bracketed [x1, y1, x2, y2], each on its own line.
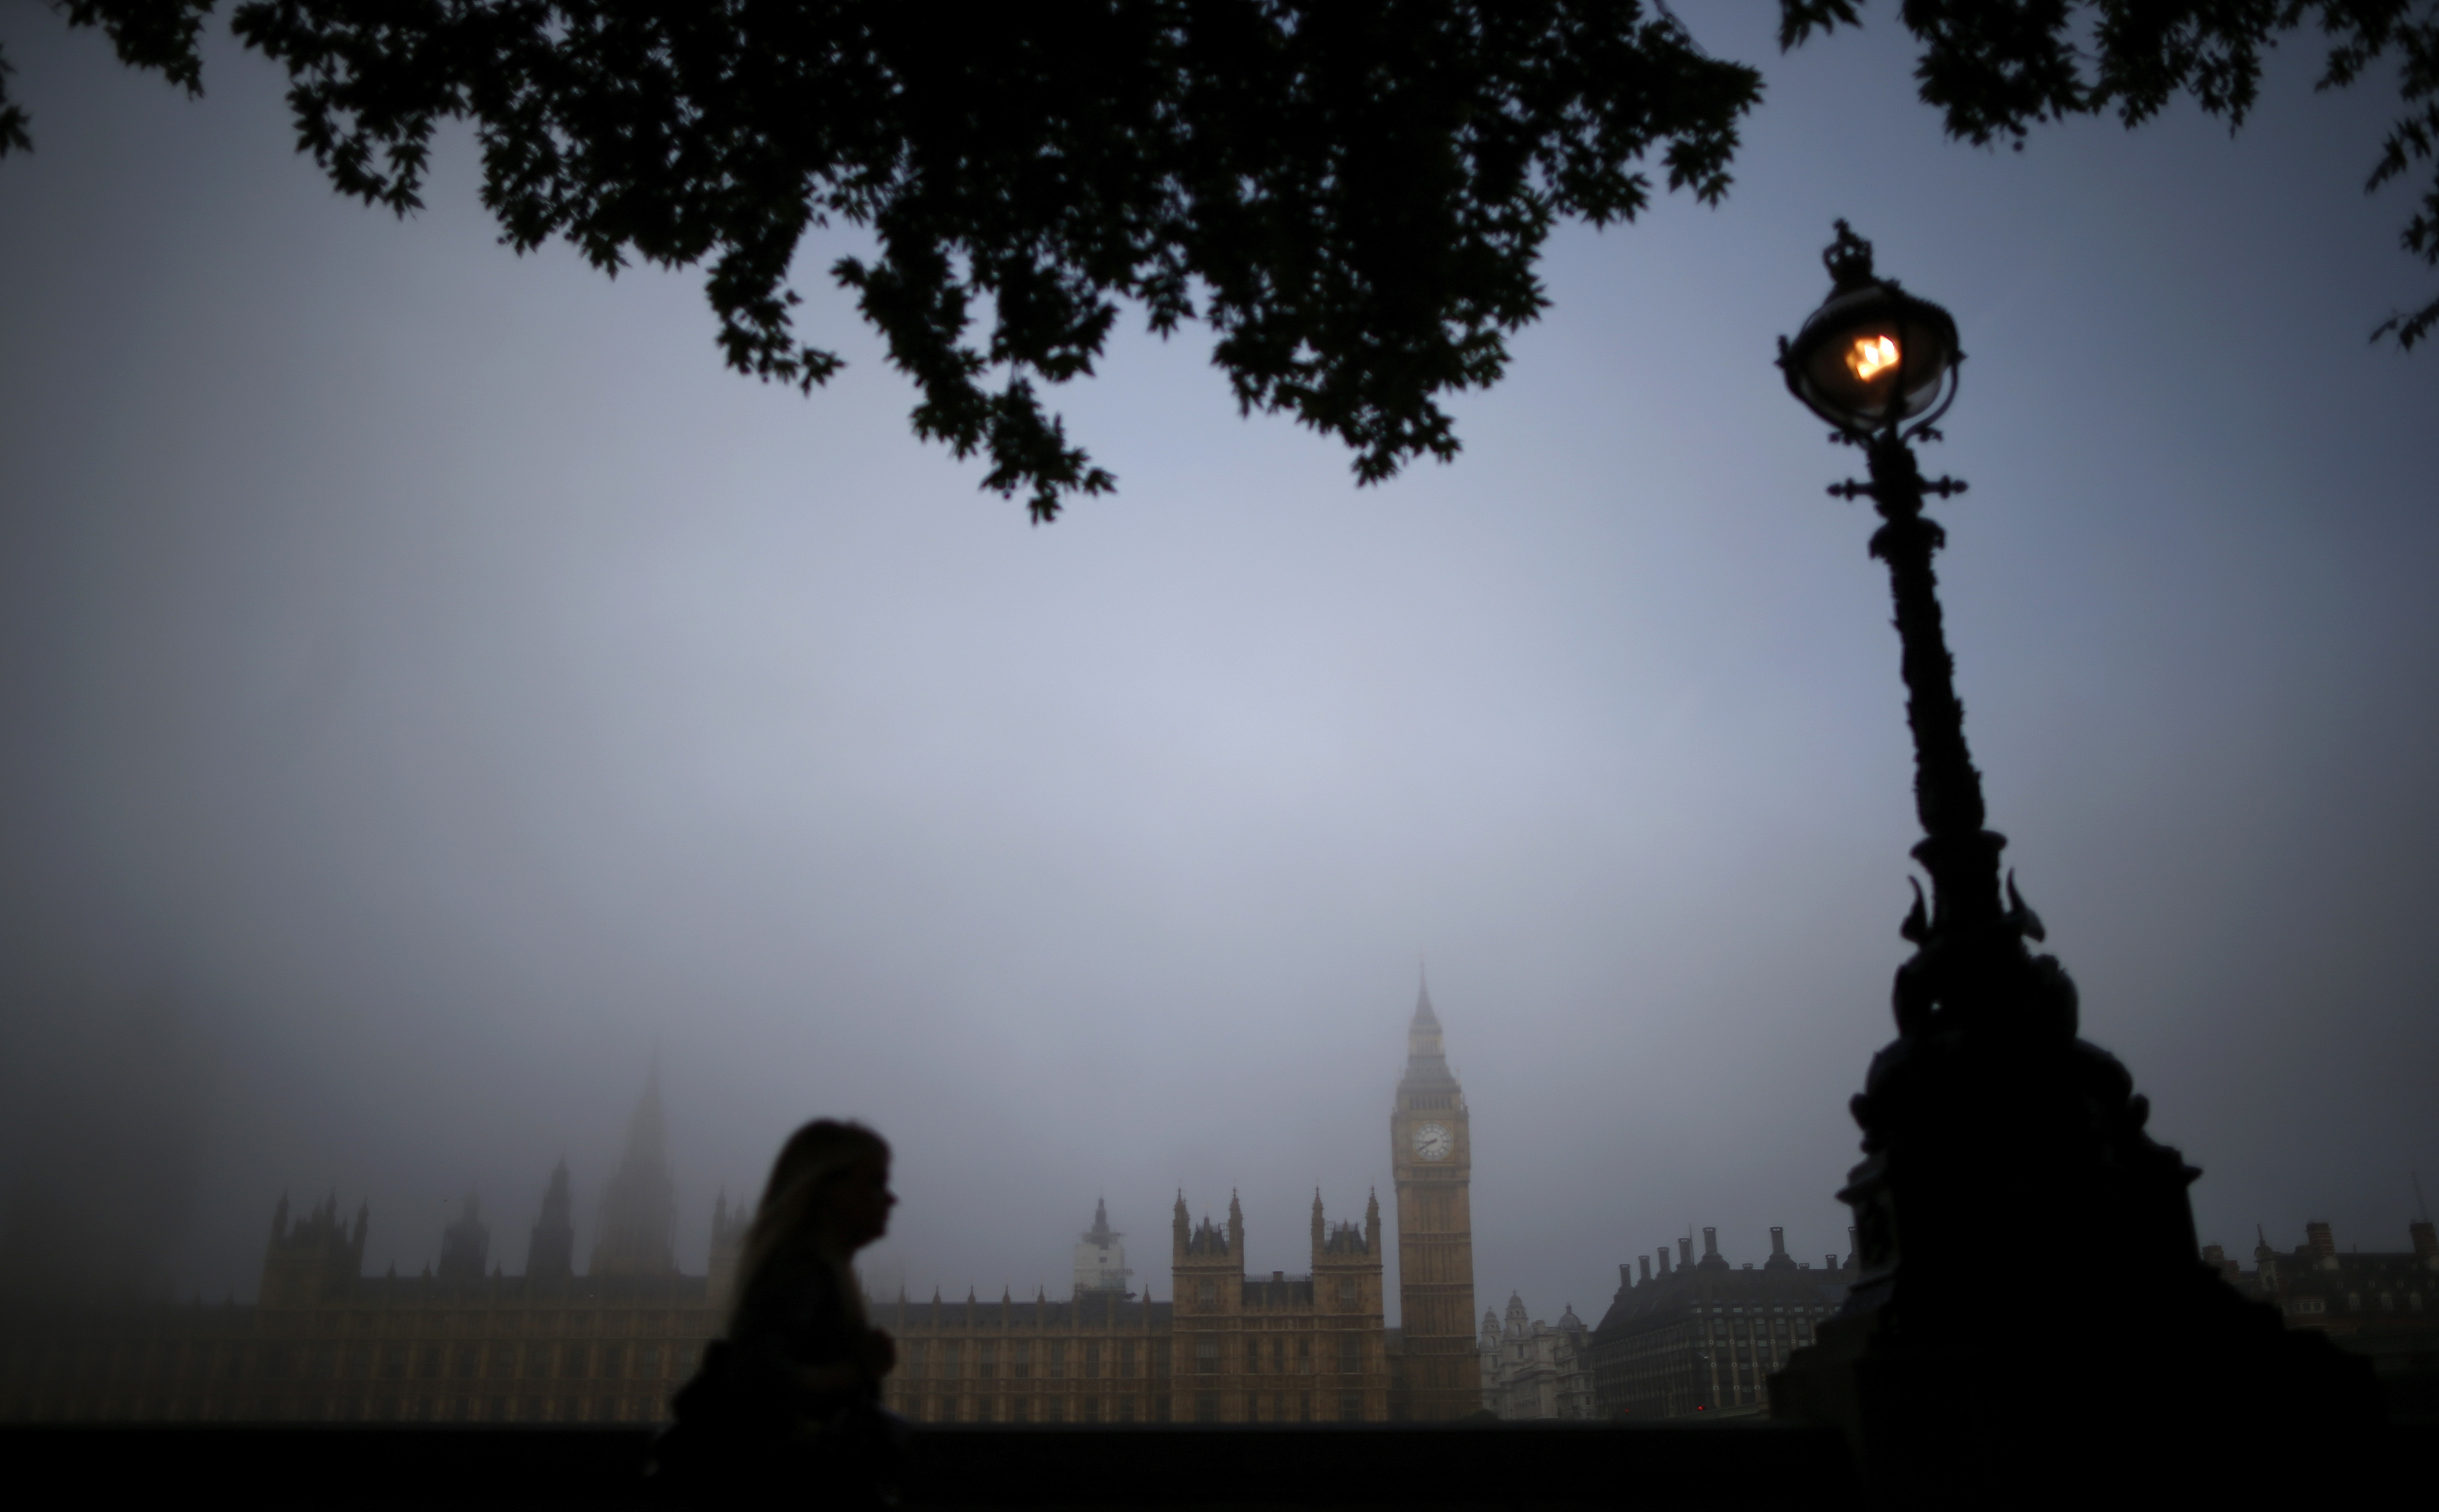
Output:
[732, 1244, 852, 1331]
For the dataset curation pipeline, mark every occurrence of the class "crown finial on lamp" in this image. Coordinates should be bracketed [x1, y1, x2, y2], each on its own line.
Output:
[1824, 219, 1877, 290]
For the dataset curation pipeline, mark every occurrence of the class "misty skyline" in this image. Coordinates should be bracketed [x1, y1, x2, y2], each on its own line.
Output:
[3, 10, 2436, 1329]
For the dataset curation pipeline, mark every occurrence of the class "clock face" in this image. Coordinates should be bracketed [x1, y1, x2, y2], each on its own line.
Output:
[1412, 1123, 1454, 1162]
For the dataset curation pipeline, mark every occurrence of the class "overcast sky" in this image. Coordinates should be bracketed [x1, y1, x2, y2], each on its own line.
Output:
[1, 9, 2434, 1327]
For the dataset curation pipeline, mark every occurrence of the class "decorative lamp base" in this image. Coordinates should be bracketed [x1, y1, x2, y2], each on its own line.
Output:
[1771, 1021, 2380, 1500]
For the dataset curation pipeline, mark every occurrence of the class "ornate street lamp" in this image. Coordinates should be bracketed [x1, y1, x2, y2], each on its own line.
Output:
[1766, 224, 2373, 1497]
[1780, 224, 1960, 444]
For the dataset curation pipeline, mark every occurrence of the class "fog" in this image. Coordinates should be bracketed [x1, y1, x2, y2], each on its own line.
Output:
[1, 13, 2434, 1330]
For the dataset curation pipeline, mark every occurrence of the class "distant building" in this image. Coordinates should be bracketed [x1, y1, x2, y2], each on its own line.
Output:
[0, 1076, 739, 1426]
[1073, 1199, 1131, 1296]
[879, 1190, 1390, 1425]
[876, 1281, 1173, 1426]
[2204, 1219, 2439, 1394]
[1586, 1226, 1852, 1419]
[0, 984, 1473, 1428]
[1174, 1189, 1391, 1424]
[1387, 977, 1479, 1421]
[1477, 1292, 1592, 1419]
[589, 1072, 679, 1278]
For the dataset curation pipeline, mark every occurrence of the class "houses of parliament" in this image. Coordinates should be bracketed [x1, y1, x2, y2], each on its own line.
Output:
[0, 985, 1481, 1426]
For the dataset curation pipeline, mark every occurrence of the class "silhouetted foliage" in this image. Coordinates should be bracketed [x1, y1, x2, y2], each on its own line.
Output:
[1782, 1, 2439, 348]
[0, 2, 1759, 520]
[10, 5, 2430, 518]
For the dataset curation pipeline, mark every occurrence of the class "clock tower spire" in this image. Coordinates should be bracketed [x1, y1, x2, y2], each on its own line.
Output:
[1390, 970, 1479, 1420]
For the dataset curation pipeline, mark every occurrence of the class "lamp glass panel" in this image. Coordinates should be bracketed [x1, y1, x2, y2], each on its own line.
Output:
[1801, 313, 1951, 429]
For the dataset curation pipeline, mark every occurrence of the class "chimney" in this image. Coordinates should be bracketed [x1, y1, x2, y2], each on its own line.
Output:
[1639, 1255, 1653, 1284]
[1825, 1256, 1838, 1272]
[1619, 1263, 1631, 1290]
[2410, 1220, 2437, 1266]
[1698, 1228, 1728, 1270]
[1764, 1227, 1795, 1271]
[2307, 1221, 2337, 1268]
[1677, 1235, 1693, 1269]
[1655, 1245, 1671, 1277]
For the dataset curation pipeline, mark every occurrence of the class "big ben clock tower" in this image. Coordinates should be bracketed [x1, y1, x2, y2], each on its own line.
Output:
[1390, 975, 1479, 1420]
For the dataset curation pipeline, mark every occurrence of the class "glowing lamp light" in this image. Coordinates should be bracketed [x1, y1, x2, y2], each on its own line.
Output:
[1847, 334, 1900, 383]
[1779, 223, 1961, 438]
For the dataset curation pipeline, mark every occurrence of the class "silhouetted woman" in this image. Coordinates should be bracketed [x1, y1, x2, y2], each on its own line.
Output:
[655, 1120, 905, 1506]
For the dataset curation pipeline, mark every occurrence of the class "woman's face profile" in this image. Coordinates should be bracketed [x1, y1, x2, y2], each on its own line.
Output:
[829, 1157, 895, 1249]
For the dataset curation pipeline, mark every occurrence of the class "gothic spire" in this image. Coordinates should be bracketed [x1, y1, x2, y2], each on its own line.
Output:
[623, 1063, 668, 1171]
[1402, 973, 1454, 1087]
[528, 1158, 575, 1281]
[591, 1069, 677, 1277]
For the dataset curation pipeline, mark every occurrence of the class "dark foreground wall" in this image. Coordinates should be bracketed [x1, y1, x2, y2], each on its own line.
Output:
[10, 1420, 2434, 1506]
[7, 1422, 1856, 1506]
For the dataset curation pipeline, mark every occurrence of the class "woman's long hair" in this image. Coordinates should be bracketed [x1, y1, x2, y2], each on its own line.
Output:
[729, 1119, 891, 1331]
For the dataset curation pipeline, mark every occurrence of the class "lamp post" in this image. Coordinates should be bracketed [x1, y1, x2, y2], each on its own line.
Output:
[1764, 224, 2373, 1497]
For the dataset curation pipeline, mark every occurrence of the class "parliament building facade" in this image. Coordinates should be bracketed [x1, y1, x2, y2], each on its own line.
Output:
[0, 1072, 746, 1426]
[1, 985, 1482, 1428]
[873, 1187, 1390, 1425]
